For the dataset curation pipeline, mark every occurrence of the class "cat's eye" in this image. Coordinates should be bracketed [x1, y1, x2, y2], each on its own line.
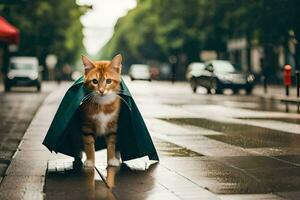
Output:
[92, 79, 98, 84]
[106, 79, 112, 84]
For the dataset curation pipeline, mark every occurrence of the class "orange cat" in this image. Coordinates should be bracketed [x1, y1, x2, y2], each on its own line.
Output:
[80, 54, 122, 168]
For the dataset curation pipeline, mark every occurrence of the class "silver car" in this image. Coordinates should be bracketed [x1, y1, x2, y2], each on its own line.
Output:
[129, 64, 151, 81]
[4, 57, 42, 92]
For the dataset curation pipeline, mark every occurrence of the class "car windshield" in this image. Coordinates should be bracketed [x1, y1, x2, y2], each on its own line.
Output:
[190, 63, 205, 72]
[212, 61, 235, 73]
[10, 63, 35, 70]
[132, 65, 149, 72]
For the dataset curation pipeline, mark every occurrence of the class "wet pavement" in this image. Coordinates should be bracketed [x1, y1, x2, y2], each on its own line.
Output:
[164, 118, 300, 148]
[42, 80, 300, 199]
[0, 84, 53, 183]
[1, 79, 300, 199]
[125, 80, 300, 199]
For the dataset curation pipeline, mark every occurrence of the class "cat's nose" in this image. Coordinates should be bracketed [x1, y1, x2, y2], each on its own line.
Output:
[99, 88, 104, 94]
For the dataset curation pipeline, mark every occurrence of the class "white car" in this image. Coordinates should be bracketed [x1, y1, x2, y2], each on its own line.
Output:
[186, 62, 205, 80]
[129, 64, 151, 81]
[4, 57, 42, 92]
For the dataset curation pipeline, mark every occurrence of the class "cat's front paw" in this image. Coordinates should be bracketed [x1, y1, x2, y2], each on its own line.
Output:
[84, 160, 95, 168]
[108, 157, 120, 167]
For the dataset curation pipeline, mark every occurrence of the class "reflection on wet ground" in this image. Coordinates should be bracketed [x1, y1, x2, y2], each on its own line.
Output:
[160, 156, 271, 194]
[166, 96, 299, 113]
[44, 118, 300, 198]
[111, 163, 159, 200]
[45, 139, 206, 199]
[45, 160, 116, 200]
[162, 117, 300, 195]
[236, 117, 300, 124]
[153, 138, 202, 157]
[44, 130, 300, 199]
[164, 118, 300, 148]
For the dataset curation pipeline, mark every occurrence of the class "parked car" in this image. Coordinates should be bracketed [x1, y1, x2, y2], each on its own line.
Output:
[186, 62, 206, 93]
[189, 60, 255, 94]
[129, 64, 151, 81]
[4, 56, 42, 92]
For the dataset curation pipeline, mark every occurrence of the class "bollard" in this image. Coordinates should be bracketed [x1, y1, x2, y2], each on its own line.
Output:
[296, 70, 300, 113]
[263, 76, 267, 93]
[296, 70, 299, 98]
[284, 64, 292, 96]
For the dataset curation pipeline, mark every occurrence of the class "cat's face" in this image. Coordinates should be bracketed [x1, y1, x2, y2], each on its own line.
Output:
[82, 54, 122, 96]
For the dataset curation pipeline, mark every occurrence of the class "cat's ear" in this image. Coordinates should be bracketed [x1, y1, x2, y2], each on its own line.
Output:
[111, 54, 122, 73]
[82, 55, 94, 74]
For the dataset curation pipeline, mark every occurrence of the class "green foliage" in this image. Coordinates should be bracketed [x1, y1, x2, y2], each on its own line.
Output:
[101, 0, 203, 65]
[101, 0, 300, 68]
[1, 0, 86, 67]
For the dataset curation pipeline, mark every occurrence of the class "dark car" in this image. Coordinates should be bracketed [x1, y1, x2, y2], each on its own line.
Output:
[189, 60, 255, 94]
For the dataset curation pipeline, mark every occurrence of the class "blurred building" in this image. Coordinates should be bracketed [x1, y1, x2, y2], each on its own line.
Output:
[227, 36, 298, 83]
[227, 38, 262, 73]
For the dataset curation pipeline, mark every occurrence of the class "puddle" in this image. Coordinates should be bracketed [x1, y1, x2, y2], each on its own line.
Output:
[153, 138, 202, 157]
[163, 118, 300, 148]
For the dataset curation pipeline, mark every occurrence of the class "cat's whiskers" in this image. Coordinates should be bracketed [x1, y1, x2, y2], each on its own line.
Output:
[82, 92, 97, 103]
[85, 91, 129, 111]
[117, 94, 132, 111]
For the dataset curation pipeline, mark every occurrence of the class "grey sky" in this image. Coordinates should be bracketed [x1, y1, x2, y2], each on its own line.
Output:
[77, 0, 136, 55]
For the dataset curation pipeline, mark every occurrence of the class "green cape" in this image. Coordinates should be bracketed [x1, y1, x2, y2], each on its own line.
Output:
[42, 76, 159, 161]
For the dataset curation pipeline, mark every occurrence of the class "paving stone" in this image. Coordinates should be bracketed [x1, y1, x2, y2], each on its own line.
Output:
[0, 188, 44, 200]
[218, 194, 285, 200]
[0, 175, 44, 192]
[5, 158, 47, 176]
[216, 155, 294, 170]
[19, 139, 50, 151]
[45, 166, 112, 200]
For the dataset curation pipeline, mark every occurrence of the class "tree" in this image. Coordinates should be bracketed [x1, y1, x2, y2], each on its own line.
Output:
[101, 0, 300, 78]
[0, 0, 86, 69]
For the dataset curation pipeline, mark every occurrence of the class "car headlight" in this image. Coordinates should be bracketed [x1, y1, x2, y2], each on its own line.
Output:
[29, 73, 38, 80]
[247, 74, 255, 82]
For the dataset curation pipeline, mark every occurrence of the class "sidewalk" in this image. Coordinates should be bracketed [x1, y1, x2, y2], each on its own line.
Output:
[253, 85, 300, 112]
[253, 85, 299, 101]
[0, 83, 220, 200]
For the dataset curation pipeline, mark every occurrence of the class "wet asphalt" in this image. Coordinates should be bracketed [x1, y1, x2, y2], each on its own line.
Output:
[0, 84, 52, 183]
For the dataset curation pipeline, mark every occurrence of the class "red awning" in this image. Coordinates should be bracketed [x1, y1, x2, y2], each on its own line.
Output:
[0, 16, 19, 44]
